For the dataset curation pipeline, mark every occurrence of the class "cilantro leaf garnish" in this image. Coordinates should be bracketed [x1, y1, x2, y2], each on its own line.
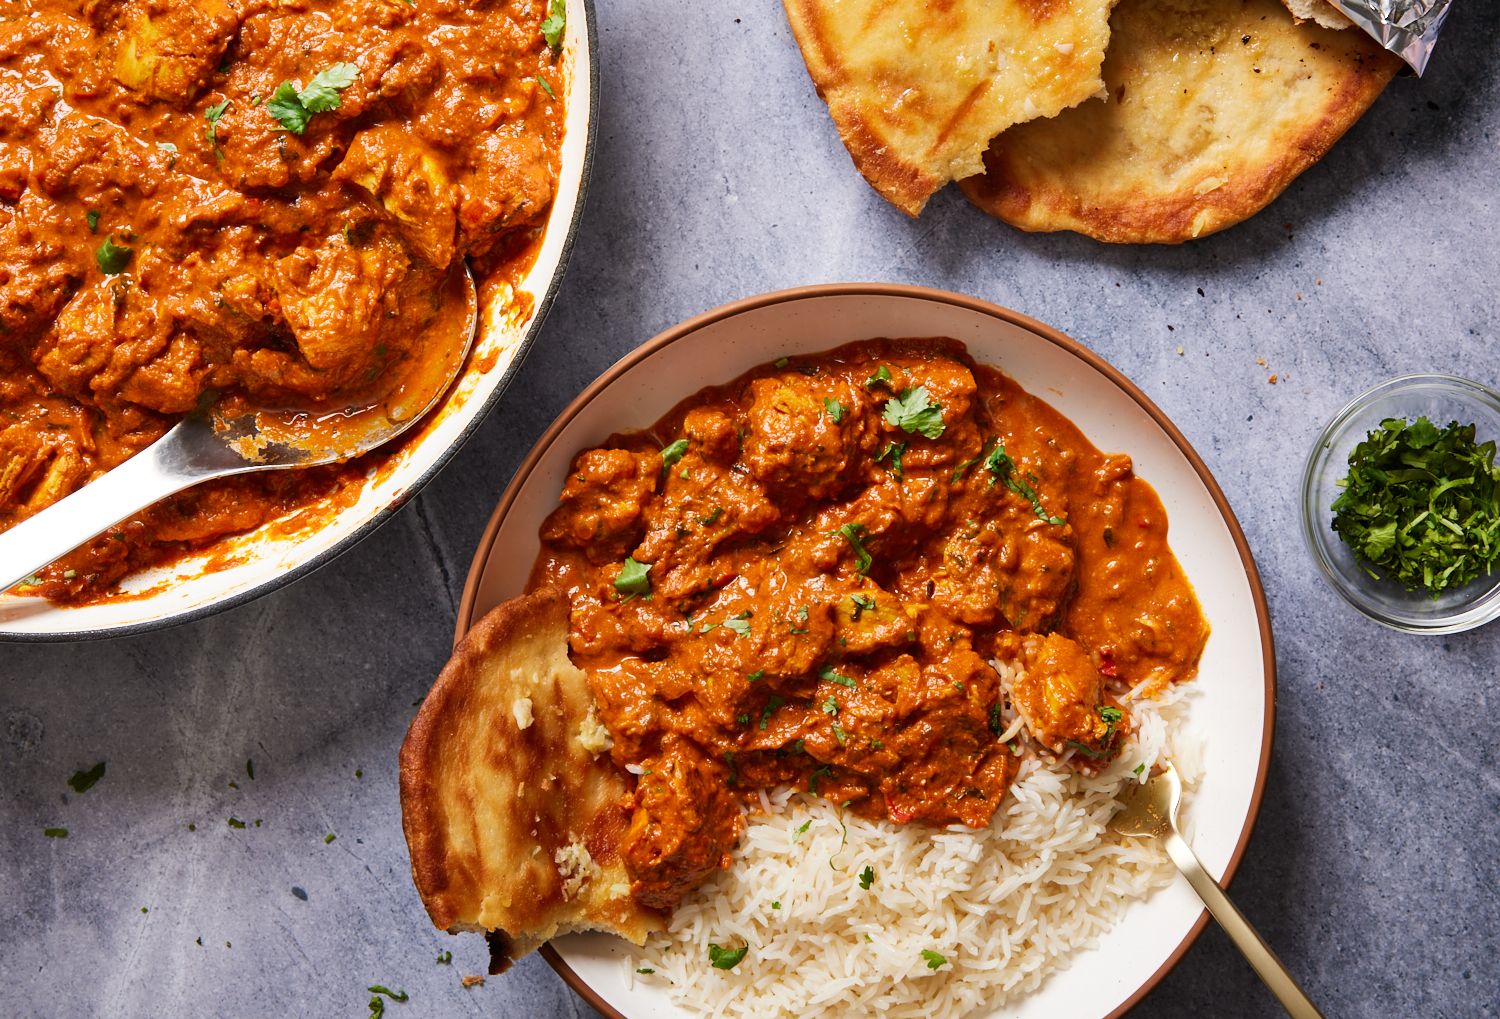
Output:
[724, 612, 752, 637]
[746, 669, 765, 683]
[660, 438, 689, 470]
[95, 237, 132, 275]
[204, 98, 230, 157]
[266, 64, 357, 134]
[614, 556, 652, 596]
[824, 397, 844, 423]
[85, 209, 100, 233]
[882, 386, 945, 439]
[865, 365, 892, 388]
[849, 593, 876, 620]
[921, 948, 948, 970]
[836, 523, 872, 574]
[67, 761, 106, 794]
[536, 75, 555, 98]
[707, 941, 748, 970]
[875, 441, 906, 480]
[758, 695, 786, 730]
[984, 441, 1065, 525]
[820, 695, 839, 716]
[1331, 416, 1500, 596]
[831, 722, 848, 745]
[858, 865, 874, 889]
[541, 0, 566, 50]
[820, 666, 856, 688]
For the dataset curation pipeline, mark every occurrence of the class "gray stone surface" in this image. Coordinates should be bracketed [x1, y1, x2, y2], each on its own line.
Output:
[4, 2, 1499, 1017]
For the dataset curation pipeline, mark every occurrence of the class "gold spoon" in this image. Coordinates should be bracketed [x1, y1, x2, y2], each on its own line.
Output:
[0, 262, 477, 594]
[1111, 762, 1324, 1019]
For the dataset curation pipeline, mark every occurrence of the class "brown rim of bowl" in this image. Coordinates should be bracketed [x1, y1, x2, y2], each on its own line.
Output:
[453, 282, 1278, 1019]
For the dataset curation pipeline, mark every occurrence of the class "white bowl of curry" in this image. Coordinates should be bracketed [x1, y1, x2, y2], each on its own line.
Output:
[0, 0, 596, 639]
[454, 285, 1278, 1019]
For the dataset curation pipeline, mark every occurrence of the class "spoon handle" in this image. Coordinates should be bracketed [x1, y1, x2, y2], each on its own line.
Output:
[0, 423, 225, 594]
[1165, 832, 1324, 1019]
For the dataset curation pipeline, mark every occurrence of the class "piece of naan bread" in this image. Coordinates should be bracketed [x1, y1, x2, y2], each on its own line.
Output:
[783, 0, 1117, 216]
[1283, 0, 1353, 30]
[959, 0, 1399, 243]
[400, 589, 661, 971]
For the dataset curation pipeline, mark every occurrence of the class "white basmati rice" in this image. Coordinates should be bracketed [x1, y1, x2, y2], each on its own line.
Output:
[625, 671, 1203, 1019]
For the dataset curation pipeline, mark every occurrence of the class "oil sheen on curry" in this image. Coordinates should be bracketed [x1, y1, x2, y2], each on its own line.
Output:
[0, 0, 565, 600]
[529, 339, 1208, 912]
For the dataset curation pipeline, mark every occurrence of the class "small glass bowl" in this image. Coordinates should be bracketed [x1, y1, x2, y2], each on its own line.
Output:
[1302, 373, 1500, 634]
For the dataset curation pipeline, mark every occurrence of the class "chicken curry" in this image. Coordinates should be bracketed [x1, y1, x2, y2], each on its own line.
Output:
[0, 0, 565, 600]
[530, 339, 1209, 912]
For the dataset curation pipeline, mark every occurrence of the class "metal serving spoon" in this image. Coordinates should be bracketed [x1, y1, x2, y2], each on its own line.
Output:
[1111, 762, 1324, 1019]
[0, 263, 477, 595]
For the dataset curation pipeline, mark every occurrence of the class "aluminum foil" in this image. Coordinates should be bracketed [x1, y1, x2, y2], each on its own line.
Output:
[1327, 0, 1453, 75]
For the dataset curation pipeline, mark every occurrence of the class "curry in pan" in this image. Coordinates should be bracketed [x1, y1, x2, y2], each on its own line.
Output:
[0, 0, 565, 600]
[529, 339, 1208, 911]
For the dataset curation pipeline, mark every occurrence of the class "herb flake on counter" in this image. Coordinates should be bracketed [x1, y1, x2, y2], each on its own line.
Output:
[324, 833, 336, 844]
[95, 237, 132, 275]
[883, 386, 945, 438]
[437, 951, 452, 964]
[921, 948, 948, 970]
[44, 827, 68, 838]
[824, 397, 844, 423]
[614, 556, 652, 596]
[68, 761, 106, 794]
[1331, 416, 1500, 596]
[367, 985, 408, 1003]
[541, 0, 566, 49]
[227, 817, 246, 829]
[707, 941, 748, 971]
[267, 63, 357, 134]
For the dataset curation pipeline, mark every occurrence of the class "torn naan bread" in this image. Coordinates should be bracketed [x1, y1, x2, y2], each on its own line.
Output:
[784, 0, 1118, 216]
[960, 0, 1400, 243]
[400, 588, 661, 971]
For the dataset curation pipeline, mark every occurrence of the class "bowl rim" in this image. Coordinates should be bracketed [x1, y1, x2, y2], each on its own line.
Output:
[453, 282, 1279, 1019]
[1300, 371, 1500, 635]
[3, 0, 601, 644]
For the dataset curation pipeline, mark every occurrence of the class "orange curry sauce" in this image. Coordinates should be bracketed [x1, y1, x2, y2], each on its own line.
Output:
[0, 0, 564, 601]
[529, 339, 1209, 911]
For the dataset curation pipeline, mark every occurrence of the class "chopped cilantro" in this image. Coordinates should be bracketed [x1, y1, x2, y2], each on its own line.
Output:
[865, 365, 892, 388]
[870, 739, 884, 750]
[824, 397, 845, 423]
[836, 523, 873, 574]
[921, 949, 948, 970]
[536, 75, 555, 98]
[1099, 706, 1124, 723]
[67, 761, 106, 794]
[437, 951, 452, 964]
[831, 722, 848, 746]
[541, 0, 566, 49]
[614, 556, 652, 596]
[758, 696, 786, 731]
[85, 210, 100, 233]
[988, 703, 1003, 737]
[984, 441, 1065, 525]
[1133, 763, 1146, 776]
[636, 967, 654, 974]
[774, 356, 790, 368]
[660, 438, 689, 470]
[708, 941, 748, 970]
[770, 901, 781, 910]
[1331, 416, 1500, 595]
[747, 669, 765, 683]
[882, 386, 945, 439]
[44, 827, 68, 839]
[204, 98, 230, 157]
[949, 447, 986, 484]
[367, 986, 407, 1003]
[793, 819, 812, 840]
[227, 817, 246, 829]
[700, 506, 723, 526]
[724, 616, 752, 637]
[858, 865, 875, 890]
[875, 441, 906, 480]
[324, 833, 336, 844]
[821, 696, 839, 716]
[95, 237, 132, 275]
[266, 64, 357, 134]
[820, 666, 856, 688]
[849, 593, 876, 620]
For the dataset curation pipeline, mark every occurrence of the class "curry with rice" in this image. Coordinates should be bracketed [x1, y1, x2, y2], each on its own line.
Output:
[530, 337, 1209, 912]
[0, 0, 567, 600]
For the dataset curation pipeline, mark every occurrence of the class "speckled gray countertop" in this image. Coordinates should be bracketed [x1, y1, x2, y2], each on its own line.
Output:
[4, 3, 1498, 1017]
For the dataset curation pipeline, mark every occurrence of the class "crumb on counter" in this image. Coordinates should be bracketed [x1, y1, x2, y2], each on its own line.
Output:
[462, 975, 486, 988]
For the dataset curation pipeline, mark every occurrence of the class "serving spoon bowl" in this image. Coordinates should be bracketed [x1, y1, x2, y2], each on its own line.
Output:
[1111, 762, 1322, 1019]
[0, 262, 477, 596]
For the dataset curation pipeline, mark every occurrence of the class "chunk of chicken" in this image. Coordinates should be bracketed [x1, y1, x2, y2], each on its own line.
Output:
[1014, 633, 1128, 764]
[540, 448, 659, 562]
[112, 0, 239, 102]
[335, 124, 458, 267]
[742, 373, 865, 505]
